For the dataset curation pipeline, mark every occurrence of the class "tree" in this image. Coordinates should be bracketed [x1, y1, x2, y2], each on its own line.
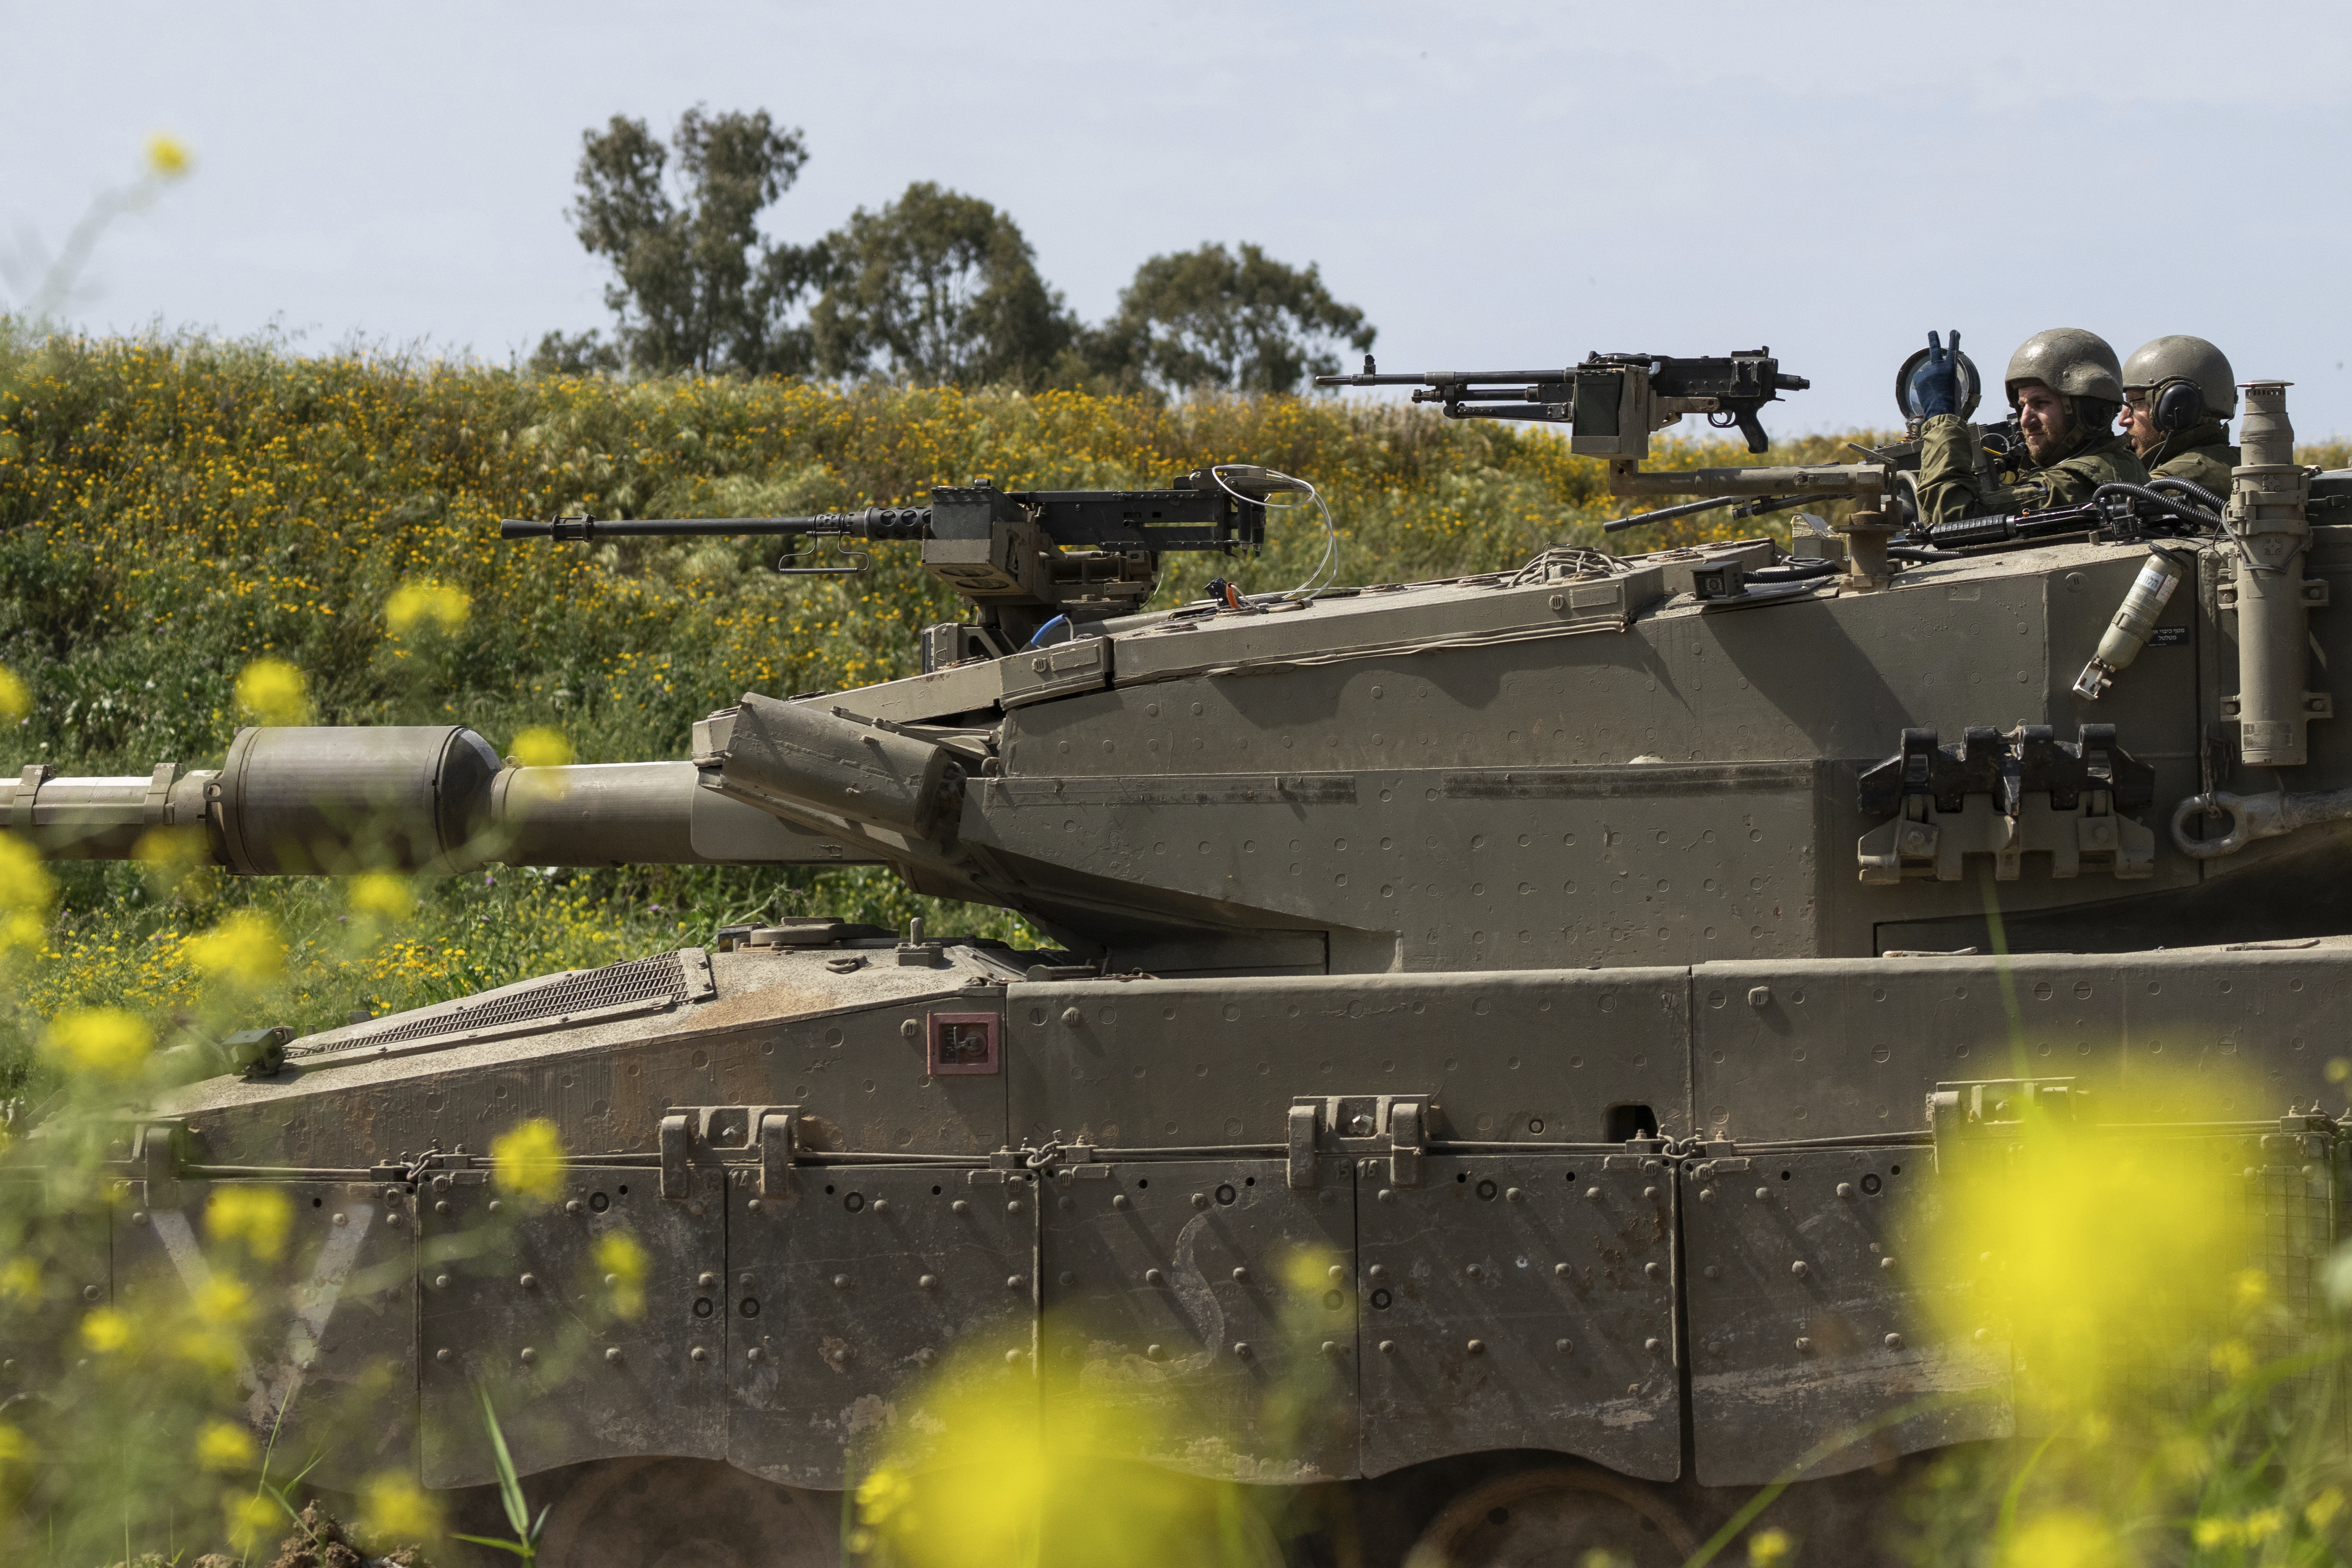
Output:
[551, 106, 820, 376]
[810, 183, 1074, 389]
[1093, 242, 1375, 394]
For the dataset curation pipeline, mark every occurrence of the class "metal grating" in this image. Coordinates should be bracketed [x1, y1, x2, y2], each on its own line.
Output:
[294, 950, 704, 1059]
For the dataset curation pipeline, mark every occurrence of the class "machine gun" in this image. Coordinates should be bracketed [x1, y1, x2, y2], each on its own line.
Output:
[503, 468, 1303, 667]
[1922, 479, 2227, 552]
[1315, 348, 1810, 455]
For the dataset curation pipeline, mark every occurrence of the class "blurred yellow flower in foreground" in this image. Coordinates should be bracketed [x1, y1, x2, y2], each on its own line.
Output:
[0, 1258, 37, 1303]
[134, 824, 208, 874]
[594, 1230, 648, 1320]
[1747, 1526, 1793, 1566]
[0, 834, 56, 952]
[44, 1008, 153, 1080]
[193, 1273, 255, 1328]
[196, 1419, 258, 1472]
[0, 665, 28, 720]
[2004, 1510, 2122, 1568]
[349, 871, 416, 922]
[234, 657, 309, 726]
[492, 1118, 566, 1201]
[186, 909, 286, 988]
[386, 580, 471, 636]
[359, 1470, 442, 1546]
[510, 726, 575, 768]
[145, 132, 192, 179]
[225, 1489, 282, 1554]
[79, 1305, 131, 1354]
[208, 1185, 292, 1262]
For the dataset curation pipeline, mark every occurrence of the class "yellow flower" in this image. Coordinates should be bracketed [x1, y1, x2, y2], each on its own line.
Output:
[134, 825, 209, 876]
[80, 1305, 131, 1354]
[0, 834, 56, 924]
[1747, 1527, 1793, 1566]
[44, 1008, 153, 1079]
[492, 1118, 566, 1202]
[185, 909, 285, 987]
[509, 726, 574, 768]
[0, 1423, 28, 1463]
[197, 1419, 258, 1472]
[234, 657, 309, 725]
[0, 666, 28, 719]
[145, 133, 193, 179]
[208, 1185, 293, 1262]
[358, 1470, 442, 1546]
[385, 580, 471, 635]
[594, 1231, 648, 1321]
[2194, 1516, 2239, 1548]
[1277, 1241, 1340, 1296]
[2004, 1510, 2122, 1568]
[193, 1273, 256, 1327]
[2307, 1487, 2345, 1530]
[2209, 1339, 2255, 1379]
[349, 871, 416, 922]
[225, 1489, 282, 1554]
[0, 1257, 37, 1303]
[2232, 1268, 2269, 1308]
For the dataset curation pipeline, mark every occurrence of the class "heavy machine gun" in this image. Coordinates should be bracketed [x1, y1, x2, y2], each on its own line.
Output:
[503, 467, 1305, 667]
[1315, 348, 1809, 454]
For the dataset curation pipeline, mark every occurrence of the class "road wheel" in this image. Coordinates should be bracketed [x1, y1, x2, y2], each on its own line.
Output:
[533, 1457, 839, 1568]
[1402, 1466, 1695, 1568]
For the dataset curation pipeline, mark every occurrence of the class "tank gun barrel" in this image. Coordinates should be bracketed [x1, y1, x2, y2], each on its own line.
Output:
[1, 729, 876, 873]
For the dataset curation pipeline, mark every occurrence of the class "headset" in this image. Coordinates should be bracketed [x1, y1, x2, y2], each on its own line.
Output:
[2145, 376, 2206, 434]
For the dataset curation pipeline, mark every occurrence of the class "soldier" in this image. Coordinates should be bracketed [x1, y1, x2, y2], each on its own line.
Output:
[2119, 334, 2239, 502]
[1909, 328, 2147, 525]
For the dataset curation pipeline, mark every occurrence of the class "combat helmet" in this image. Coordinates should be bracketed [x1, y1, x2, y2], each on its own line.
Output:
[2005, 328, 2125, 407]
[2122, 334, 2238, 426]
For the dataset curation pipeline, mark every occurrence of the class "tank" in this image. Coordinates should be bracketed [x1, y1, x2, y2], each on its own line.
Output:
[5, 354, 2348, 1567]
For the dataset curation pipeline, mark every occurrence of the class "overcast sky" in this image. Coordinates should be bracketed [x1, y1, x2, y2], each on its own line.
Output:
[9, 0, 2351, 437]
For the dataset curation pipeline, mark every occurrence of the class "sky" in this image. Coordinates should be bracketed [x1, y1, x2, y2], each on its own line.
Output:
[8, 0, 2352, 437]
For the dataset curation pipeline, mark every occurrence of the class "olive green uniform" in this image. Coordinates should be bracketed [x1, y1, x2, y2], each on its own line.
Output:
[1915, 413, 2147, 524]
[2141, 417, 2237, 502]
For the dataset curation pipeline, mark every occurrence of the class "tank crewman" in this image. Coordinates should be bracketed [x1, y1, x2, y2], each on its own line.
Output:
[1908, 328, 2148, 525]
[2119, 334, 2239, 501]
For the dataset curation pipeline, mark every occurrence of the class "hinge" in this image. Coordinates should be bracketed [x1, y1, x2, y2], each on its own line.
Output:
[132, 1119, 185, 1206]
[8, 764, 52, 830]
[1927, 1078, 2080, 1149]
[659, 1104, 800, 1200]
[1287, 1095, 1429, 1190]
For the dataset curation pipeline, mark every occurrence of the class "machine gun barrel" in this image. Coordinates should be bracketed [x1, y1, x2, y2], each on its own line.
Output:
[1316, 348, 1807, 454]
[501, 508, 931, 543]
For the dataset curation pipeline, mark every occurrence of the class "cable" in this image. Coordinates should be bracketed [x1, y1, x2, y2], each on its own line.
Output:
[1208, 464, 1340, 602]
[2146, 476, 2227, 513]
[2091, 481, 2221, 530]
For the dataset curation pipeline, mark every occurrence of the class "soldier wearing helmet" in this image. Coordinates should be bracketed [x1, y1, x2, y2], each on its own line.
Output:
[1909, 327, 2147, 526]
[2119, 335, 2239, 502]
